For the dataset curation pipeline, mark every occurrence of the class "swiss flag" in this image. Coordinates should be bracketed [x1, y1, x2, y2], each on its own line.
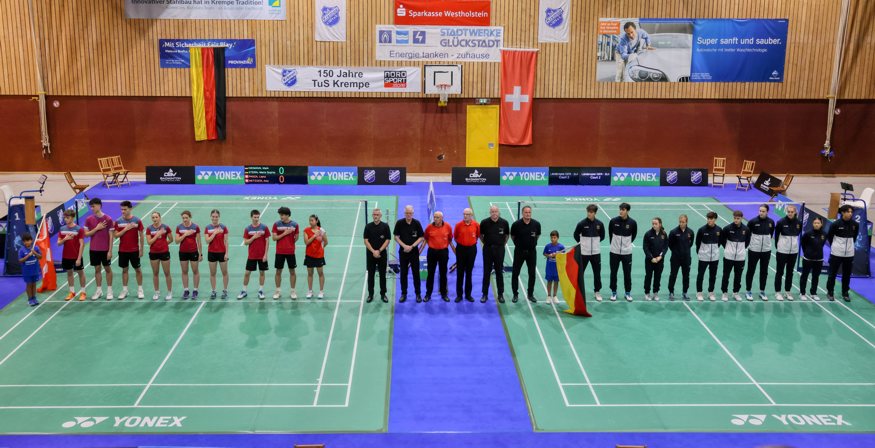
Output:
[499, 49, 538, 146]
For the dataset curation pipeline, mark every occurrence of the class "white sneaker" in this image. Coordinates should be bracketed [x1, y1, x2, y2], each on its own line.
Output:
[733, 293, 742, 301]
[759, 292, 768, 301]
[709, 292, 716, 302]
[775, 292, 784, 301]
[610, 292, 617, 302]
[237, 290, 248, 299]
[799, 293, 809, 301]
[91, 290, 103, 301]
[137, 287, 145, 299]
[152, 291, 160, 301]
[306, 290, 314, 299]
[811, 294, 821, 301]
[653, 293, 660, 301]
[273, 289, 281, 300]
[257, 290, 265, 300]
[165, 292, 172, 301]
[644, 293, 651, 301]
[721, 293, 729, 302]
[290, 290, 298, 300]
[785, 292, 794, 301]
[594, 292, 603, 302]
[696, 292, 704, 302]
[106, 289, 114, 301]
[318, 291, 324, 299]
[625, 293, 633, 302]
[118, 288, 129, 300]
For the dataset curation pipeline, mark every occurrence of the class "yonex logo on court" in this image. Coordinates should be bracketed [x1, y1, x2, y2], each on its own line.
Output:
[730, 414, 765, 426]
[62, 416, 187, 429]
[730, 414, 851, 427]
[62, 417, 108, 428]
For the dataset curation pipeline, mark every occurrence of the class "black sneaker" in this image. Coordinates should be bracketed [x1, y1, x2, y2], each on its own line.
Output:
[842, 295, 851, 302]
[828, 294, 835, 301]
[399, 295, 407, 303]
[366, 295, 374, 303]
[424, 294, 431, 303]
[441, 295, 450, 302]
[455, 296, 463, 303]
[466, 296, 475, 302]
[415, 295, 422, 303]
[528, 295, 537, 303]
[480, 295, 488, 303]
[498, 295, 506, 304]
[380, 294, 389, 303]
[512, 294, 519, 303]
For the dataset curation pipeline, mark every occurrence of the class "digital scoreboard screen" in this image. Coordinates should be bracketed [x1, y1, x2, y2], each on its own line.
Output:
[244, 166, 307, 184]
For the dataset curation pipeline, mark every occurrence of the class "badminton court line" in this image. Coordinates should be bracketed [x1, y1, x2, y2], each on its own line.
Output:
[503, 201, 601, 406]
[313, 200, 362, 406]
[693, 204, 875, 350]
[682, 302, 776, 405]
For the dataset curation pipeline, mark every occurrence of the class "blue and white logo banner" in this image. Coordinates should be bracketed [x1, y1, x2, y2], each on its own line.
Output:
[316, 0, 347, 42]
[376, 25, 504, 62]
[266, 66, 421, 92]
[538, 0, 570, 43]
[159, 39, 256, 69]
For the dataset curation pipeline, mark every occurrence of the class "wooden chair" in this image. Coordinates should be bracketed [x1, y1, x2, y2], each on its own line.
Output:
[711, 157, 726, 187]
[98, 156, 118, 187]
[768, 174, 794, 200]
[109, 155, 130, 187]
[64, 172, 89, 198]
[735, 160, 756, 191]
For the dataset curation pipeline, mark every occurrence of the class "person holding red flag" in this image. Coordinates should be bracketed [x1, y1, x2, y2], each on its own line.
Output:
[35, 217, 56, 294]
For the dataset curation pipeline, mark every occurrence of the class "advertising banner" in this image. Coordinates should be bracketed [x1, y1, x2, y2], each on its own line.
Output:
[146, 166, 195, 184]
[357, 167, 407, 185]
[660, 168, 708, 187]
[195, 166, 245, 185]
[753, 171, 783, 195]
[244, 166, 308, 184]
[159, 39, 255, 68]
[597, 18, 787, 83]
[500, 167, 548, 186]
[308, 166, 357, 185]
[266, 66, 421, 92]
[393, 0, 490, 26]
[610, 167, 660, 187]
[548, 167, 580, 186]
[579, 167, 613, 186]
[376, 25, 503, 62]
[451, 167, 500, 185]
[125, 0, 286, 20]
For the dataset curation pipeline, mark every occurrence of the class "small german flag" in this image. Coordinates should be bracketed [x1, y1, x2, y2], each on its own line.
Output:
[189, 47, 226, 141]
[556, 247, 592, 317]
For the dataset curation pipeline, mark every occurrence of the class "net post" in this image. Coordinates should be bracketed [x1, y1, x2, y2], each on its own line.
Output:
[363, 200, 368, 226]
[517, 201, 522, 220]
[797, 201, 806, 272]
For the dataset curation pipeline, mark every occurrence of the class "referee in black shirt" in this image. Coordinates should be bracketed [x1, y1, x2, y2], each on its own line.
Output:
[511, 205, 541, 303]
[480, 205, 510, 303]
[393, 205, 424, 303]
[363, 208, 391, 303]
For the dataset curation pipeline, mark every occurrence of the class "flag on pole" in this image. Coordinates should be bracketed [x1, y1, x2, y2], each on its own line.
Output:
[556, 247, 591, 317]
[499, 49, 537, 146]
[426, 181, 437, 218]
[190, 47, 227, 142]
[36, 219, 56, 292]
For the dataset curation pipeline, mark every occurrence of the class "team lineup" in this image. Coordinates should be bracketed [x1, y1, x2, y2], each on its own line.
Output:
[18, 198, 862, 308]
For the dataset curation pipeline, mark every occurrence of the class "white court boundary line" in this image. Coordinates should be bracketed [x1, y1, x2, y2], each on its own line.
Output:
[683, 302, 776, 404]
[693, 203, 875, 350]
[312, 200, 363, 406]
[0, 402, 872, 410]
[133, 300, 206, 406]
[502, 202, 601, 406]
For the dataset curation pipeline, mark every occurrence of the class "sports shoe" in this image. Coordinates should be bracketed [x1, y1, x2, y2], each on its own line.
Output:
[799, 293, 809, 301]
[78, 292, 87, 301]
[28, 298, 38, 307]
[480, 295, 488, 303]
[380, 294, 388, 303]
[528, 295, 537, 303]
[827, 294, 835, 301]
[443, 295, 451, 302]
[811, 294, 821, 301]
[653, 293, 660, 301]
[257, 290, 265, 300]
[137, 287, 145, 299]
[182, 290, 190, 301]
[367, 295, 374, 303]
[192, 290, 198, 300]
[106, 289, 114, 301]
[610, 292, 617, 302]
[65, 292, 75, 301]
[745, 291, 753, 301]
[273, 289, 281, 300]
[221, 290, 228, 300]
[670, 293, 677, 301]
[775, 292, 784, 301]
[290, 290, 298, 300]
[152, 291, 160, 301]
[696, 292, 704, 302]
[466, 296, 474, 302]
[318, 291, 324, 299]
[512, 294, 519, 303]
[644, 293, 652, 301]
[595, 292, 603, 302]
[165, 292, 172, 301]
[91, 290, 103, 301]
[625, 293, 633, 302]
[118, 288, 129, 300]
[733, 293, 742, 302]
[210, 290, 217, 300]
[721, 293, 728, 302]
[306, 290, 313, 299]
[759, 292, 768, 301]
[496, 295, 505, 303]
[682, 293, 690, 301]
[709, 292, 716, 301]
[842, 295, 851, 302]
[237, 290, 248, 300]
[785, 292, 794, 301]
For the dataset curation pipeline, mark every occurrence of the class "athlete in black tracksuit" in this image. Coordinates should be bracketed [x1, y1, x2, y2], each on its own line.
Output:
[799, 222, 827, 300]
[826, 207, 859, 301]
[573, 211, 605, 300]
[745, 212, 774, 300]
[774, 209, 802, 299]
[695, 220, 721, 300]
[642, 225, 668, 298]
[720, 218, 750, 300]
[667, 219, 694, 300]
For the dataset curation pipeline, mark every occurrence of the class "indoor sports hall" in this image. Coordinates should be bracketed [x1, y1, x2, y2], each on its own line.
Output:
[0, 1, 873, 448]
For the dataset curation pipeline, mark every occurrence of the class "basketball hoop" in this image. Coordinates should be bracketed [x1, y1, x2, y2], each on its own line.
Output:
[436, 83, 450, 107]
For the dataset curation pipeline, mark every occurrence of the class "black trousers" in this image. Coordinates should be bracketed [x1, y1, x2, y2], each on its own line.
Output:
[722, 259, 745, 293]
[745, 251, 771, 292]
[425, 248, 449, 296]
[512, 247, 537, 296]
[482, 245, 506, 296]
[668, 257, 691, 294]
[774, 252, 797, 292]
[398, 250, 421, 295]
[826, 255, 853, 297]
[696, 260, 718, 292]
[609, 253, 632, 293]
[456, 245, 477, 298]
[577, 253, 602, 292]
[366, 250, 388, 297]
[643, 260, 664, 294]
[800, 259, 823, 295]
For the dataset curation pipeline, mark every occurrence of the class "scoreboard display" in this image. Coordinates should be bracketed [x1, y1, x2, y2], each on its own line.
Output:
[244, 166, 307, 184]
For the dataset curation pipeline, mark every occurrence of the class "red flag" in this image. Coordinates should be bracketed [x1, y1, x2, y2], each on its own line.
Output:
[36, 219, 56, 292]
[499, 49, 537, 146]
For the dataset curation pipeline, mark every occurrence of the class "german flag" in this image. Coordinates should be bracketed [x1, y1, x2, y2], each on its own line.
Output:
[189, 47, 226, 141]
[556, 247, 592, 317]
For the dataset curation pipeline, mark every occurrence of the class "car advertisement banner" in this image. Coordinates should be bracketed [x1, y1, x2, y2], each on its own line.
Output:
[597, 18, 787, 83]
